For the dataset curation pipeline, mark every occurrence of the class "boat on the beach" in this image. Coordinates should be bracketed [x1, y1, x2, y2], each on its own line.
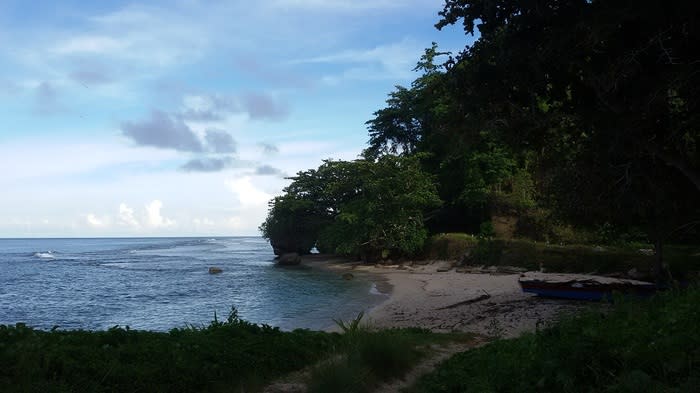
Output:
[518, 272, 657, 301]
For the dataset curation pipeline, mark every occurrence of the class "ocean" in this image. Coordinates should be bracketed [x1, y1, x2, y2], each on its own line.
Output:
[0, 237, 385, 331]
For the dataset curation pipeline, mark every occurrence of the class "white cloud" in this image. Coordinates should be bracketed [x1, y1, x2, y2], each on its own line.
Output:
[291, 38, 423, 82]
[86, 213, 108, 228]
[225, 177, 272, 207]
[145, 200, 175, 228]
[118, 203, 140, 228]
[52, 36, 126, 55]
[193, 217, 215, 226]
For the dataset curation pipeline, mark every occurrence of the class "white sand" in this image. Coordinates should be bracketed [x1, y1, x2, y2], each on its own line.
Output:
[302, 255, 588, 338]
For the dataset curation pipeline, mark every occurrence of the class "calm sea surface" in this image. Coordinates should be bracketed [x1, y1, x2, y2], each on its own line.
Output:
[0, 237, 385, 331]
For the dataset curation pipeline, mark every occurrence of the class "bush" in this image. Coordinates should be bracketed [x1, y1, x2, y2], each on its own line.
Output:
[352, 331, 422, 381]
[424, 233, 478, 260]
[408, 287, 700, 392]
[0, 314, 341, 392]
[307, 357, 372, 393]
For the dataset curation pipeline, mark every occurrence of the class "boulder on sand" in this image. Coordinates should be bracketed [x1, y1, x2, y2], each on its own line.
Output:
[278, 252, 301, 266]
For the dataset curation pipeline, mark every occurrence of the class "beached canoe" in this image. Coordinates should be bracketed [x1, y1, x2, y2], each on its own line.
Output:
[518, 272, 657, 301]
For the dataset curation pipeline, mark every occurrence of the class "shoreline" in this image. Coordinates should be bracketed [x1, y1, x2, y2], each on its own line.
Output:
[301, 254, 589, 338]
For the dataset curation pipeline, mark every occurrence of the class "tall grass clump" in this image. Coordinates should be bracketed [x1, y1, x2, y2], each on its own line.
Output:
[307, 357, 372, 393]
[408, 287, 700, 392]
[308, 313, 426, 392]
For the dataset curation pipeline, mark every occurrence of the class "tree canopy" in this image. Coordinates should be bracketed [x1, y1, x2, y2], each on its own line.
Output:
[261, 0, 699, 268]
[260, 156, 440, 261]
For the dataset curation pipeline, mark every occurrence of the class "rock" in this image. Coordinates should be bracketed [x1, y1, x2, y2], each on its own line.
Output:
[627, 268, 646, 280]
[342, 273, 354, 280]
[460, 250, 473, 265]
[437, 266, 451, 272]
[436, 262, 453, 272]
[208, 267, 223, 274]
[278, 252, 301, 266]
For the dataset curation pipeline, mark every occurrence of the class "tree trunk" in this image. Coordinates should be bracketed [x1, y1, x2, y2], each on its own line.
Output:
[653, 236, 664, 285]
[645, 144, 700, 193]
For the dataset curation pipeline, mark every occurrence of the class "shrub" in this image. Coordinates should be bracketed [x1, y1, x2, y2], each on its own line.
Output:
[408, 287, 700, 392]
[307, 357, 372, 393]
[424, 233, 478, 260]
[352, 331, 422, 381]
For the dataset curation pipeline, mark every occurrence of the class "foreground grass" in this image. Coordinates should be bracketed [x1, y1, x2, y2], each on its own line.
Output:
[0, 310, 340, 392]
[408, 287, 700, 392]
[0, 308, 472, 393]
[305, 313, 473, 393]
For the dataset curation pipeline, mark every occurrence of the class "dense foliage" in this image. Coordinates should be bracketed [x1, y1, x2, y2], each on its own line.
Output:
[261, 155, 440, 261]
[432, 0, 700, 276]
[408, 287, 700, 392]
[0, 309, 472, 393]
[0, 310, 339, 392]
[261, 0, 699, 271]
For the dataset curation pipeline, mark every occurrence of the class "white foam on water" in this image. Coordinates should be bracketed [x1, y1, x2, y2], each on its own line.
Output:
[34, 251, 55, 259]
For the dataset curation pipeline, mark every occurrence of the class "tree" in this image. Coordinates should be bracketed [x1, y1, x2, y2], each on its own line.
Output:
[436, 0, 700, 278]
[261, 156, 441, 261]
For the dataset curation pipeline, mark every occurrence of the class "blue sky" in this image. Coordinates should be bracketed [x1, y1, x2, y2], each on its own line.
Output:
[0, 0, 469, 237]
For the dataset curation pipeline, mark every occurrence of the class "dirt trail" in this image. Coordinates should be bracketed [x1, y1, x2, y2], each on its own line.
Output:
[372, 339, 486, 393]
[262, 338, 486, 393]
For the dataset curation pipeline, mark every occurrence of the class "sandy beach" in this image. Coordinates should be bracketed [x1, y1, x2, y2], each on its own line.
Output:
[303, 255, 589, 338]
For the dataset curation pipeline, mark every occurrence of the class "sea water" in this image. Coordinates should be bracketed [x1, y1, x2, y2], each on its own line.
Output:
[0, 237, 385, 331]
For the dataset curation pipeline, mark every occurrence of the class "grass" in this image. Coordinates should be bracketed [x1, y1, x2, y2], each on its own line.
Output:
[306, 313, 472, 393]
[406, 287, 700, 392]
[0, 309, 341, 393]
[0, 307, 473, 393]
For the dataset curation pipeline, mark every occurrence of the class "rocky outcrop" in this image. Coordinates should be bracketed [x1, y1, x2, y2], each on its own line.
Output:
[208, 267, 223, 274]
[270, 237, 313, 256]
[277, 252, 301, 266]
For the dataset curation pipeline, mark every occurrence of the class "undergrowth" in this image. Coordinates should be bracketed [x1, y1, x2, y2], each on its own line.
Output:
[0, 307, 340, 392]
[407, 287, 700, 392]
[307, 313, 469, 393]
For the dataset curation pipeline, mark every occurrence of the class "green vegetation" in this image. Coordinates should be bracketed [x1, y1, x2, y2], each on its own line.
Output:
[0, 309, 339, 392]
[0, 308, 473, 393]
[261, 155, 441, 261]
[261, 0, 698, 281]
[307, 330, 424, 393]
[424, 233, 479, 260]
[423, 233, 700, 280]
[307, 313, 471, 393]
[407, 287, 700, 392]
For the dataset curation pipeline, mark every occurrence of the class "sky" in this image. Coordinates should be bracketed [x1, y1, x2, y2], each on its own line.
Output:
[0, 0, 470, 238]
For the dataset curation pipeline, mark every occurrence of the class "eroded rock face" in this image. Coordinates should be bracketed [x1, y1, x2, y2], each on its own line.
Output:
[277, 252, 301, 266]
[270, 238, 312, 256]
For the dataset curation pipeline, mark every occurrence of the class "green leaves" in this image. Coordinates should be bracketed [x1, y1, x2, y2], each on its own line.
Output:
[261, 155, 441, 261]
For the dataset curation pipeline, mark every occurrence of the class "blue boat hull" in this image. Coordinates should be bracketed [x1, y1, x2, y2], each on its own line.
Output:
[519, 281, 657, 301]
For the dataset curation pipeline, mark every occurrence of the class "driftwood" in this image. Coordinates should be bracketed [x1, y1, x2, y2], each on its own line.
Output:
[436, 291, 491, 310]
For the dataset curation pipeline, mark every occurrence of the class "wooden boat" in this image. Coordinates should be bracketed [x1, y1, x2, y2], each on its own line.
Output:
[518, 272, 657, 301]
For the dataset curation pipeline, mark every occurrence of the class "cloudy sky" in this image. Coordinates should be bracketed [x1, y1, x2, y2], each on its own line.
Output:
[0, 0, 468, 237]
